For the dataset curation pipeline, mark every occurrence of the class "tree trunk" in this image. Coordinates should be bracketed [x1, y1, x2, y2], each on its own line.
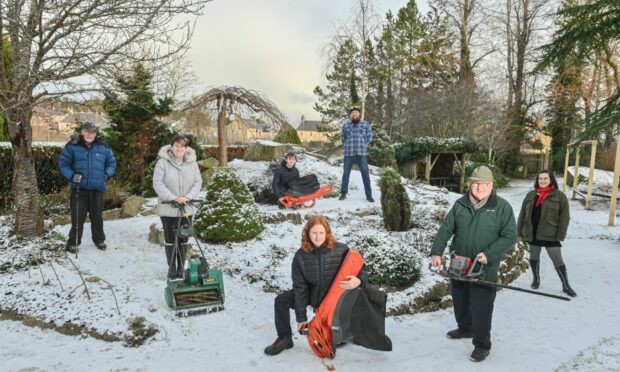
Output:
[458, 0, 475, 86]
[8, 103, 44, 236]
[506, 0, 514, 111]
[217, 95, 228, 166]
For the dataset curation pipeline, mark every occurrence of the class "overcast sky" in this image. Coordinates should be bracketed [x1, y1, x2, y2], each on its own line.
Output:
[186, 0, 429, 124]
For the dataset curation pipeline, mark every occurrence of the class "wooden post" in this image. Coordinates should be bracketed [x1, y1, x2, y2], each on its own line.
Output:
[585, 141, 597, 210]
[563, 146, 570, 192]
[425, 154, 431, 183]
[412, 161, 417, 182]
[609, 136, 620, 225]
[544, 150, 550, 169]
[572, 147, 580, 200]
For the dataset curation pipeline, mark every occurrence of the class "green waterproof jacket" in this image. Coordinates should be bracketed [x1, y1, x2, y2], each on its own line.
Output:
[430, 190, 517, 283]
[516, 189, 570, 242]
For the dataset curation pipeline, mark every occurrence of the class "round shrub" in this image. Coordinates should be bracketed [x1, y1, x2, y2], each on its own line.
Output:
[194, 169, 263, 242]
[350, 234, 421, 288]
[379, 168, 411, 231]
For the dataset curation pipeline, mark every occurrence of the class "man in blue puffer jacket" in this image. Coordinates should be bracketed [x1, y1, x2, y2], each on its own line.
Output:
[59, 122, 116, 253]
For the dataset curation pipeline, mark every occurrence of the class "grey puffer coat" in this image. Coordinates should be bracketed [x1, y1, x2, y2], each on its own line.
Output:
[153, 145, 202, 217]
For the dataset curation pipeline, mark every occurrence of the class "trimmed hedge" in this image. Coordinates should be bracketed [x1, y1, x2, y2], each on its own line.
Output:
[194, 169, 263, 242]
[395, 136, 478, 164]
[350, 234, 421, 289]
[379, 168, 411, 231]
[202, 146, 246, 161]
[0, 144, 66, 211]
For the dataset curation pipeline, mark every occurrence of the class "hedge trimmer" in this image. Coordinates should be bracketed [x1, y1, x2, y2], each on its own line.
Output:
[429, 254, 571, 301]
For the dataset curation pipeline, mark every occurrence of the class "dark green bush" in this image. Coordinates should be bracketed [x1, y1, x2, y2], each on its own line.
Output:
[459, 162, 510, 189]
[379, 168, 411, 231]
[194, 169, 263, 242]
[351, 234, 421, 288]
[0, 144, 66, 211]
[368, 122, 397, 168]
[395, 136, 478, 165]
[201, 146, 246, 161]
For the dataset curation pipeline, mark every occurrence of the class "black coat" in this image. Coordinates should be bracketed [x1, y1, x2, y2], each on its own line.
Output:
[291, 242, 369, 322]
[332, 286, 392, 352]
[272, 160, 300, 198]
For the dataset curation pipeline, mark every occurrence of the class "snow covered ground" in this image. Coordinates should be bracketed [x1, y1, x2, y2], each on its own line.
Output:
[1, 167, 620, 371]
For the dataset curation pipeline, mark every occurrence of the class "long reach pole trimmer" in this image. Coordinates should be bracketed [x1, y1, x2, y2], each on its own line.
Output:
[429, 255, 571, 302]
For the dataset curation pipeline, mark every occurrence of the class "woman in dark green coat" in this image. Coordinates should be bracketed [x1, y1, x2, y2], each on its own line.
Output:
[517, 170, 576, 297]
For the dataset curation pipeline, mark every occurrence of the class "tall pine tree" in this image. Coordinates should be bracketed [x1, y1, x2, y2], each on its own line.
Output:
[544, 0, 584, 172]
[103, 63, 173, 193]
[313, 38, 360, 122]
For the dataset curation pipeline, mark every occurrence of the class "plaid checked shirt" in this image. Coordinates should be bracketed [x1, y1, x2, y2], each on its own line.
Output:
[341, 120, 372, 156]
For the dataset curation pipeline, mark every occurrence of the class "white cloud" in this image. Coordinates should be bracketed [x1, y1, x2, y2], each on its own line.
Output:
[188, 0, 427, 123]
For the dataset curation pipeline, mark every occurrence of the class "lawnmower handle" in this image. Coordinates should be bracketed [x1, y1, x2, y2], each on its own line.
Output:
[162, 199, 203, 205]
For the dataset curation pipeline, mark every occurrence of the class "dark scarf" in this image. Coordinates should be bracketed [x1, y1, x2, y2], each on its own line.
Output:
[535, 185, 555, 206]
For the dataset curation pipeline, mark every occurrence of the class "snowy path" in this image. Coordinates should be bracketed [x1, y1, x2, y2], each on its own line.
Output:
[2, 180, 620, 371]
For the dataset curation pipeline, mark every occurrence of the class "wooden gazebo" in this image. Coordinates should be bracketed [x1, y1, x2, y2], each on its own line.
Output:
[395, 137, 478, 193]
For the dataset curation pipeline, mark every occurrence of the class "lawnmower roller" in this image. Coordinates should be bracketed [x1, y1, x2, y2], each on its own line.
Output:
[162, 200, 225, 317]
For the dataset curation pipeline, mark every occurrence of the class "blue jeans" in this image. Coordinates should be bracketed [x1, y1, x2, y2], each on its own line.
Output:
[341, 155, 372, 198]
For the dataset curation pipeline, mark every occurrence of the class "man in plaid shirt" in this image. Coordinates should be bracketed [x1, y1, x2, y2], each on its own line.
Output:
[340, 108, 374, 202]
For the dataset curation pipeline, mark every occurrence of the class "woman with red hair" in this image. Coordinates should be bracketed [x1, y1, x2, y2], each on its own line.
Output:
[264, 215, 368, 355]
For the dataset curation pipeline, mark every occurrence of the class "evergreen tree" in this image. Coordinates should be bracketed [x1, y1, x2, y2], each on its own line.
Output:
[373, 11, 399, 138]
[544, 0, 584, 172]
[538, 0, 620, 139]
[103, 63, 173, 193]
[368, 122, 397, 168]
[313, 38, 360, 122]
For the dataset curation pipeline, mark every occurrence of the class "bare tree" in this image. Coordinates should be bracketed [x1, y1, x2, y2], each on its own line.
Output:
[0, 0, 210, 236]
[155, 56, 200, 107]
[434, 0, 495, 86]
[184, 86, 288, 166]
[325, 0, 382, 120]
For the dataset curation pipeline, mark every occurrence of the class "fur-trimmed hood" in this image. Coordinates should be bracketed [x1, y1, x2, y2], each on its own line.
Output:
[158, 144, 197, 164]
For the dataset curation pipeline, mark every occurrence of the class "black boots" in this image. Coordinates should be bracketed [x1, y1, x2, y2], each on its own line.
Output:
[555, 265, 577, 297]
[530, 260, 540, 289]
[264, 336, 294, 356]
[446, 328, 474, 339]
[470, 346, 490, 362]
[339, 193, 347, 200]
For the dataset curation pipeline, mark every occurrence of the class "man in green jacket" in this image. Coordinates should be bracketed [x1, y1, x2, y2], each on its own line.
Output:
[431, 166, 517, 362]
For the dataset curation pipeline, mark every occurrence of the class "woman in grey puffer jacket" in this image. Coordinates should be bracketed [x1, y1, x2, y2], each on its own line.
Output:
[153, 135, 202, 279]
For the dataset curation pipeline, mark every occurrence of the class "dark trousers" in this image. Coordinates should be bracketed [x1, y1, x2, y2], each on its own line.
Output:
[67, 188, 105, 246]
[341, 155, 372, 198]
[274, 290, 296, 337]
[161, 216, 191, 277]
[451, 280, 497, 350]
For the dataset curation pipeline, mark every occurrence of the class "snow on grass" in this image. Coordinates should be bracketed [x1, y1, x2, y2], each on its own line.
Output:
[1, 176, 620, 370]
[1, 154, 451, 341]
